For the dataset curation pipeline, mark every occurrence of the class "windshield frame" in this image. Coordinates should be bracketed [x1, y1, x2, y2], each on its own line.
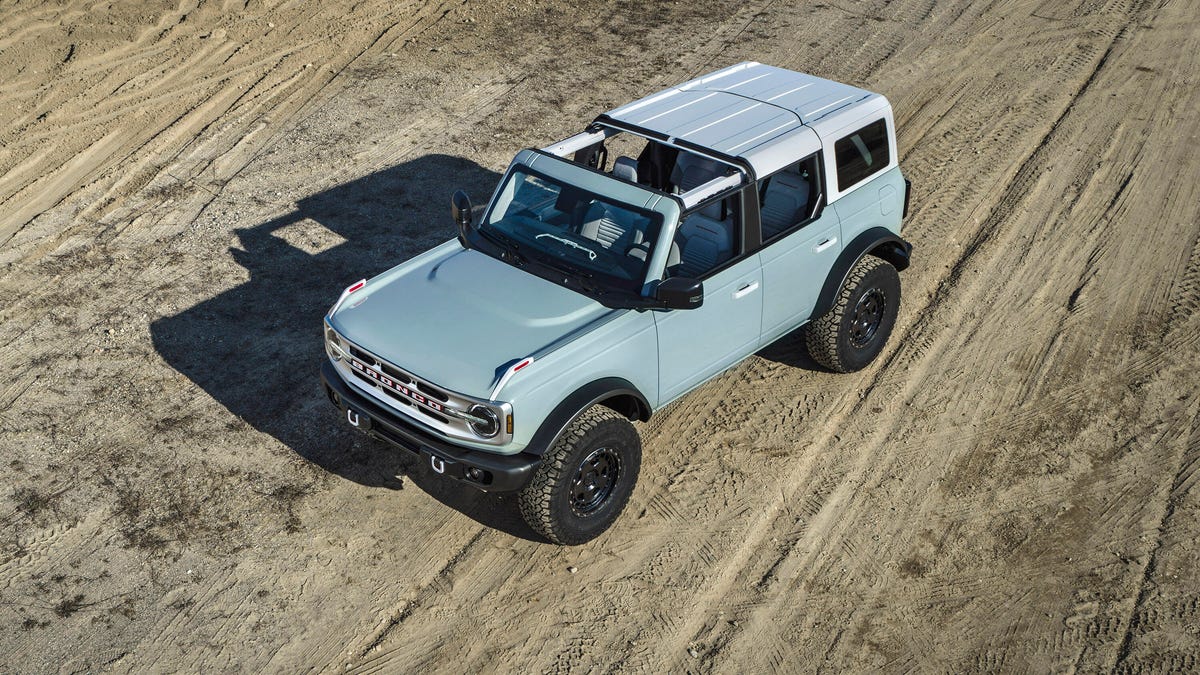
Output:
[472, 155, 673, 304]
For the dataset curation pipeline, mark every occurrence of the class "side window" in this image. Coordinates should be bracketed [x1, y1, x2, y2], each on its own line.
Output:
[758, 153, 822, 242]
[834, 119, 890, 191]
[667, 192, 742, 280]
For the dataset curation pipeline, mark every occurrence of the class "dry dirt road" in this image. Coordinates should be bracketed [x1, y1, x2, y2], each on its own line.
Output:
[2, 0, 1199, 672]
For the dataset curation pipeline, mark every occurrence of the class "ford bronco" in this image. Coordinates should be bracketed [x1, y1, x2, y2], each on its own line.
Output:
[321, 62, 912, 544]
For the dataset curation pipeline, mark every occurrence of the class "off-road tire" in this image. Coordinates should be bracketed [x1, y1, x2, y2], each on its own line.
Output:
[518, 406, 641, 545]
[806, 255, 901, 373]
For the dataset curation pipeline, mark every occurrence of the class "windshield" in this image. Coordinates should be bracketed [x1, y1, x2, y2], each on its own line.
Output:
[479, 167, 663, 294]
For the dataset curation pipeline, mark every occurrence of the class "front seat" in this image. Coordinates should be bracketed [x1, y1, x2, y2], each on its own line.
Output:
[578, 203, 642, 252]
[612, 156, 639, 183]
[672, 213, 732, 278]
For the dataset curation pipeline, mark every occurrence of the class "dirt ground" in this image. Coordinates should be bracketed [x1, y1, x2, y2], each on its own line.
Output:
[2, 0, 1198, 671]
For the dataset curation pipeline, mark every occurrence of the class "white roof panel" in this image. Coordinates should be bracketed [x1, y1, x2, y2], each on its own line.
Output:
[686, 63, 874, 122]
[601, 62, 882, 175]
[608, 89, 803, 158]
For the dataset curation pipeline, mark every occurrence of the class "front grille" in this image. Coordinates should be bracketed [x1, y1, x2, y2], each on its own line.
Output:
[349, 349, 421, 392]
[380, 362, 411, 383]
[416, 406, 448, 425]
[417, 381, 449, 402]
[351, 368, 413, 407]
[329, 332, 510, 446]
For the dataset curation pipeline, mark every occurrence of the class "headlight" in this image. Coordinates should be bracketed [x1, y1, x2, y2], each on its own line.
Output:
[326, 326, 345, 361]
[467, 404, 500, 438]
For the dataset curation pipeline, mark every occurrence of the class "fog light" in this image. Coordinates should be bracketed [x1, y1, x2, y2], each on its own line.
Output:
[465, 467, 485, 482]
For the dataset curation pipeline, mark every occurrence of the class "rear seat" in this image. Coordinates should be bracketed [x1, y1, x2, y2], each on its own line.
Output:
[760, 169, 810, 239]
[670, 153, 726, 193]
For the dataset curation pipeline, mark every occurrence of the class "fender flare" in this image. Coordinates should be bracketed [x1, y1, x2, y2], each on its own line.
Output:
[813, 227, 913, 319]
[524, 378, 651, 457]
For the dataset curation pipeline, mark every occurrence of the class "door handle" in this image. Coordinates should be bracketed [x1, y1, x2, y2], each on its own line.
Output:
[732, 281, 759, 300]
[813, 237, 838, 253]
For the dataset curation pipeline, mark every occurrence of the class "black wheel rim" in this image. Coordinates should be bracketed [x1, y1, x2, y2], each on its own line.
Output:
[849, 288, 886, 348]
[570, 447, 620, 516]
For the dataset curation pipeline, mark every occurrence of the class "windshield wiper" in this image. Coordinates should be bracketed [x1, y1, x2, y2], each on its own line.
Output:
[527, 250, 604, 295]
[477, 226, 526, 265]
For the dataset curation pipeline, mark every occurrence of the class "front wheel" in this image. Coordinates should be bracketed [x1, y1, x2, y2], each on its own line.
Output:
[806, 255, 901, 373]
[518, 406, 641, 545]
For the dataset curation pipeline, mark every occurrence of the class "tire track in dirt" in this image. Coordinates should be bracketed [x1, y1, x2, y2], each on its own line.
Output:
[0, 0, 466, 260]
[652, 0, 1176, 662]
[657, 0, 1139, 649]
[0, 0, 474, 322]
[806, 3, 1190, 667]
[341, 530, 487, 673]
[127, 0, 475, 230]
[1111, 410, 1200, 671]
[0, 520, 74, 593]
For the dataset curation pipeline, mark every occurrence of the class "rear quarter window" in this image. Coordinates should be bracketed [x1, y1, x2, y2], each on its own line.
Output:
[834, 119, 890, 191]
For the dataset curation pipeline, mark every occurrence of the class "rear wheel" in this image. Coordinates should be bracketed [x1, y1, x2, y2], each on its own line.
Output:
[806, 255, 901, 373]
[518, 406, 641, 545]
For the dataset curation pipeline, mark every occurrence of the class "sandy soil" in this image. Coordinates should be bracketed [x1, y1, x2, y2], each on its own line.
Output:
[2, 0, 1199, 671]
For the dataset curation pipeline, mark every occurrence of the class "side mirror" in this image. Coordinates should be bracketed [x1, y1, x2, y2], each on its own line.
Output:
[452, 190, 473, 245]
[656, 277, 703, 310]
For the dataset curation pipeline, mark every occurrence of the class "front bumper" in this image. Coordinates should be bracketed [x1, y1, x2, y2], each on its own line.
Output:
[321, 360, 539, 492]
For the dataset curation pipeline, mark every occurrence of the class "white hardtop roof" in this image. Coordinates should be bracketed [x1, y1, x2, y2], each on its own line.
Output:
[600, 62, 886, 177]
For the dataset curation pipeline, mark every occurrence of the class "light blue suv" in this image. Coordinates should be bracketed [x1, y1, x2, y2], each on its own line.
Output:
[321, 62, 912, 544]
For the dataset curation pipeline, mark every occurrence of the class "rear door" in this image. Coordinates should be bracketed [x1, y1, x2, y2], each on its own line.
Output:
[757, 152, 842, 344]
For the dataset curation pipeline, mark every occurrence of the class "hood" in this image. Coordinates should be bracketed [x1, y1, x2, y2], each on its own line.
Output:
[329, 244, 614, 399]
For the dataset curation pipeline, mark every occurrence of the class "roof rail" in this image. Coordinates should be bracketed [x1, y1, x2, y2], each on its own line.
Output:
[679, 173, 744, 209]
[540, 128, 613, 157]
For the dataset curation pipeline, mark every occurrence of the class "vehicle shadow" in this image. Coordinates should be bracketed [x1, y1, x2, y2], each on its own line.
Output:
[756, 326, 827, 371]
[150, 154, 546, 542]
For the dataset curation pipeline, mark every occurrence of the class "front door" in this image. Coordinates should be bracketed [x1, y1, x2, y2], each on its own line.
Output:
[654, 254, 762, 403]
